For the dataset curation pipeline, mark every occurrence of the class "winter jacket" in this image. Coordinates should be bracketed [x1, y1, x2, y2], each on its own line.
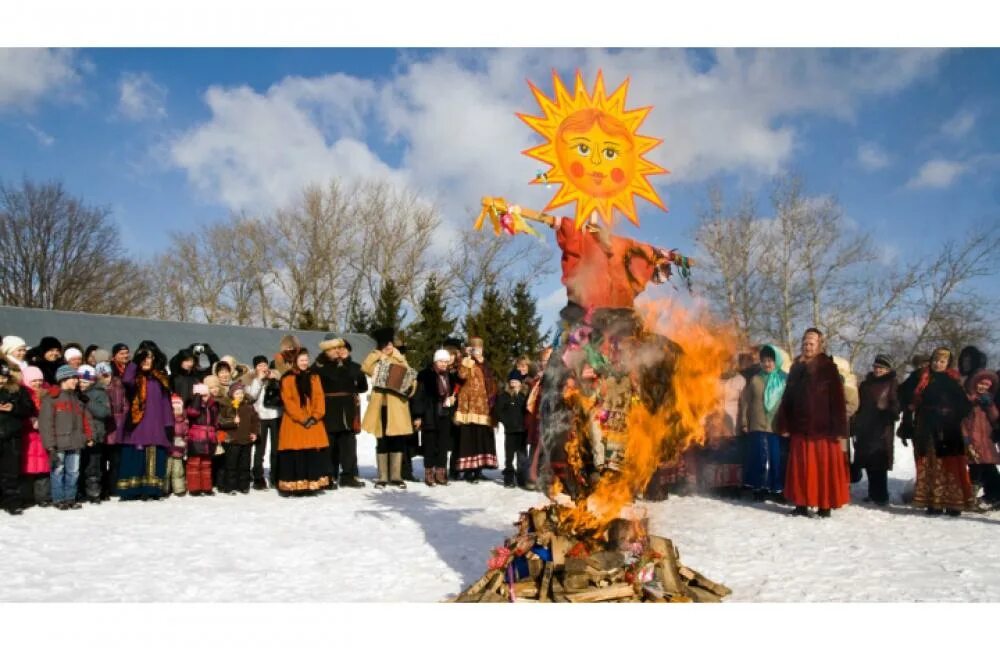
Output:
[738, 374, 775, 433]
[39, 388, 92, 451]
[218, 399, 260, 446]
[495, 389, 528, 433]
[186, 395, 220, 428]
[82, 384, 113, 444]
[245, 376, 282, 421]
[410, 366, 457, 432]
[170, 411, 188, 459]
[361, 349, 416, 438]
[106, 375, 129, 445]
[913, 370, 971, 458]
[0, 384, 33, 442]
[169, 344, 219, 386]
[277, 371, 328, 451]
[776, 354, 848, 439]
[312, 355, 367, 434]
[962, 369, 1000, 465]
[453, 358, 496, 427]
[851, 370, 900, 470]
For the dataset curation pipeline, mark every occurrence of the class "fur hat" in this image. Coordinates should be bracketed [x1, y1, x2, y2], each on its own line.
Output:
[967, 368, 999, 396]
[38, 336, 63, 354]
[373, 327, 395, 350]
[873, 353, 894, 369]
[203, 375, 221, 391]
[320, 333, 346, 352]
[55, 365, 77, 383]
[95, 362, 113, 377]
[433, 349, 451, 364]
[77, 364, 97, 382]
[508, 369, 525, 383]
[22, 366, 43, 384]
[252, 355, 268, 367]
[1, 336, 27, 359]
[279, 334, 301, 351]
[229, 382, 245, 398]
[64, 347, 83, 361]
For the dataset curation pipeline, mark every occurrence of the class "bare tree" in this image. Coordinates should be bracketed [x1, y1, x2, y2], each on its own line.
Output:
[0, 178, 151, 315]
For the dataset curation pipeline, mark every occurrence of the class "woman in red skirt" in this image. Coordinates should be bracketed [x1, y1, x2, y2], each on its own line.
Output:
[776, 328, 850, 518]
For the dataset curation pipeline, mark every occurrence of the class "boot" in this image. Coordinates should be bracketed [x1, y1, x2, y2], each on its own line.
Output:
[374, 453, 389, 489]
[389, 452, 406, 489]
[434, 468, 448, 486]
[401, 454, 418, 482]
[424, 468, 436, 487]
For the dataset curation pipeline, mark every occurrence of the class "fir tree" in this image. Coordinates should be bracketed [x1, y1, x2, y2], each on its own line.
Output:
[464, 282, 516, 378]
[406, 274, 457, 369]
[295, 308, 326, 331]
[346, 296, 372, 335]
[509, 280, 545, 363]
[370, 278, 404, 335]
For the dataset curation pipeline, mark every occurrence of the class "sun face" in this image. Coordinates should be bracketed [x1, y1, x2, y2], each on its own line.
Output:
[519, 70, 667, 229]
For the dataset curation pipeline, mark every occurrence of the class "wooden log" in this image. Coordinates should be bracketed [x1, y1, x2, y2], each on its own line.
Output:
[475, 570, 507, 603]
[528, 554, 544, 578]
[586, 550, 625, 572]
[687, 585, 722, 603]
[648, 537, 691, 598]
[564, 557, 590, 574]
[538, 564, 553, 603]
[551, 576, 570, 603]
[530, 509, 549, 533]
[565, 583, 636, 603]
[512, 581, 539, 599]
[678, 566, 696, 582]
[563, 573, 591, 591]
[454, 569, 500, 602]
[687, 569, 732, 598]
[551, 536, 572, 567]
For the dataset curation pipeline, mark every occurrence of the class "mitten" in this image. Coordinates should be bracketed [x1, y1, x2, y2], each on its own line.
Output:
[303, 417, 316, 429]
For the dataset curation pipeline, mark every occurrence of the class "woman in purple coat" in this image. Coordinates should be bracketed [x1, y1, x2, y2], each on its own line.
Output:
[116, 343, 172, 500]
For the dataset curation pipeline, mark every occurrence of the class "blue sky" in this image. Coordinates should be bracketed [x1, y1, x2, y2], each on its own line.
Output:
[1, 48, 998, 329]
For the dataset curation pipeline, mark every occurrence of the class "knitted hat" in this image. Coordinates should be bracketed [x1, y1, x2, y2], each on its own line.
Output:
[229, 382, 245, 397]
[22, 366, 44, 384]
[873, 353, 894, 369]
[508, 369, 525, 382]
[95, 362, 113, 377]
[171, 394, 184, 409]
[38, 336, 62, 353]
[433, 349, 451, 363]
[320, 333, 346, 351]
[55, 365, 77, 383]
[111, 343, 129, 356]
[64, 347, 83, 361]
[252, 355, 268, 367]
[1, 335, 27, 358]
[77, 364, 97, 382]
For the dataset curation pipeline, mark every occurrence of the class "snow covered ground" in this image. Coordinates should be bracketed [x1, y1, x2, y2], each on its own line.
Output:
[2, 433, 999, 602]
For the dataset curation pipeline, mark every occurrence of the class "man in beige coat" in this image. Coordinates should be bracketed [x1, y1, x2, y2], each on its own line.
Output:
[361, 328, 417, 489]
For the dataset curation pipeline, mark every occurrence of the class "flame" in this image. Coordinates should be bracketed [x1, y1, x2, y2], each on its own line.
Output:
[554, 298, 735, 538]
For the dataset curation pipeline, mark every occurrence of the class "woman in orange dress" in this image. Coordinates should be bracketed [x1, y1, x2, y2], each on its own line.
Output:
[276, 348, 331, 495]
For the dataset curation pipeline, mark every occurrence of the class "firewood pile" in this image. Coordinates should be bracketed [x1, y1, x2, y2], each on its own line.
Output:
[450, 504, 730, 603]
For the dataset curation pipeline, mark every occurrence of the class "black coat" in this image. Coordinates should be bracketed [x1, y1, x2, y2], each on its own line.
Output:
[410, 366, 456, 432]
[851, 371, 900, 470]
[311, 356, 367, 434]
[495, 389, 528, 434]
[914, 371, 971, 457]
[0, 386, 32, 442]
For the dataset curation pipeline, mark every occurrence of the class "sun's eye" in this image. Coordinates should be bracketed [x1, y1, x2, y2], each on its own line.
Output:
[603, 147, 619, 160]
[575, 143, 590, 156]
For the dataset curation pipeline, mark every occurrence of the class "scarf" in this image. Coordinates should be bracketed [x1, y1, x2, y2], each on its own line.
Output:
[435, 369, 450, 400]
[130, 368, 170, 426]
[912, 367, 961, 410]
[759, 345, 787, 417]
[292, 368, 312, 408]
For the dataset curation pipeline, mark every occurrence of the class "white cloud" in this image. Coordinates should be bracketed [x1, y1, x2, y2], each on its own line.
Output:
[857, 142, 889, 170]
[25, 122, 54, 147]
[0, 48, 82, 112]
[941, 108, 976, 138]
[118, 72, 167, 121]
[906, 159, 967, 189]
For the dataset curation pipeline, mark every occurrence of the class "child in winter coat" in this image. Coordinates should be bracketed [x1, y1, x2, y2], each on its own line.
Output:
[20, 366, 51, 507]
[217, 382, 259, 494]
[39, 365, 93, 509]
[0, 360, 34, 515]
[164, 394, 188, 497]
[495, 370, 529, 488]
[78, 364, 111, 504]
[185, 382, 220, 496]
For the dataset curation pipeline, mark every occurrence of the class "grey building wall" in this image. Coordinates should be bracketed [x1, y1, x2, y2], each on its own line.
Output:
[0, 306, 374, 367]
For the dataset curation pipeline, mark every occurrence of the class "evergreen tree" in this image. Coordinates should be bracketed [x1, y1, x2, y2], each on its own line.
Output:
[509, 280, 545, 363]
[464, 282, 516, 378]
[295, 308, 326, 331]
[370, 278, 404, 335]
[406, 274, 457, 369]
[346, 296, 372, 335]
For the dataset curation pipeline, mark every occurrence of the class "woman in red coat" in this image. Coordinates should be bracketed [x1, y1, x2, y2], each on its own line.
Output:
[777, 328, 850, 518]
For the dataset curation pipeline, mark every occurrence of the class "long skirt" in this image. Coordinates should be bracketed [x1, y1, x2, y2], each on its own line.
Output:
[455, 424, 498, 471]
[784, 435, 850, 509]
[913, 448, 975, 511]
[115, 445, 167, 499]
[743, 431, 786, 493]
[276, 449, 331, 493]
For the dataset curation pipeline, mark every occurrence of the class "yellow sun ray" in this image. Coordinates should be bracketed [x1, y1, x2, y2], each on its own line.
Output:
[519, 69, 668, 229]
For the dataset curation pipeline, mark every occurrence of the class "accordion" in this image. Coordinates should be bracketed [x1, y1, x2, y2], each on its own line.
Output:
[372, 358, 417, 397]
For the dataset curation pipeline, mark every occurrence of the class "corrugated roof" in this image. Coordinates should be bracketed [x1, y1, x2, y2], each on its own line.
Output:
[0, 305, 375, 366]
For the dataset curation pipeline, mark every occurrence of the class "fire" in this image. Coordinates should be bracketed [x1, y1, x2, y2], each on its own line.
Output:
[554, 298, 735, 539]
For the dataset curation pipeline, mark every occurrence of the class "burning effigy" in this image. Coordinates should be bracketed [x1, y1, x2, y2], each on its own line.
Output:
[455, 71, 732, 603]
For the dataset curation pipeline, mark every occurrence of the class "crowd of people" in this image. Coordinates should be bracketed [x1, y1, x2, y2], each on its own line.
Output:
[0, 325, 996, 522]
[673, 328, 999, 519]
[0, 326, 545, 515]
